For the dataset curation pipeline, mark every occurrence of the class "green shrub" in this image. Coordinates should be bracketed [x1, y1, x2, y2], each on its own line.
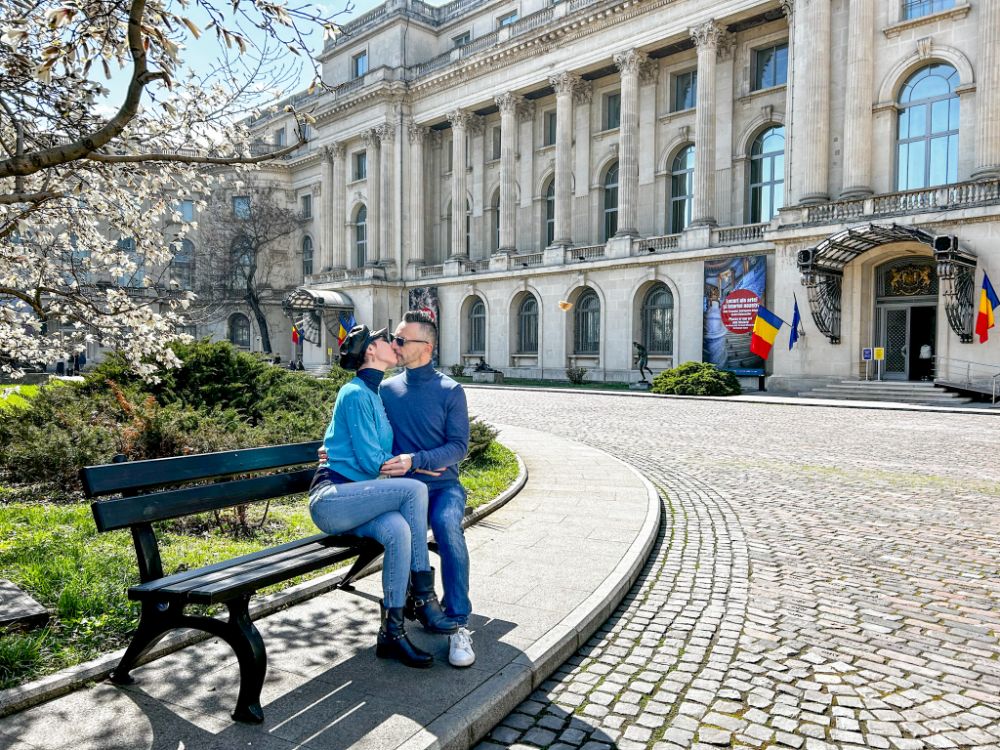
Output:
[650, 361, 742, 397]
[565, 366, 588, 385]
[449, 364, 466, 378]
[467, 417, 499, 462]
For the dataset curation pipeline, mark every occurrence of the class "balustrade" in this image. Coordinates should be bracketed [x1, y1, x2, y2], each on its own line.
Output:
[712, 224, 767, 245]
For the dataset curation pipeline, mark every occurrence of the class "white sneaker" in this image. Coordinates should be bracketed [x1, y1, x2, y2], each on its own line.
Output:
[448, 627, 475, 667]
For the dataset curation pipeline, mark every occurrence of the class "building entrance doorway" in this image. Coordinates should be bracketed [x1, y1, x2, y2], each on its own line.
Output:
[874, 257, 937, 381]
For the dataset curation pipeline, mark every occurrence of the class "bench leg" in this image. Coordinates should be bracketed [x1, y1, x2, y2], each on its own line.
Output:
[338, 543, 385, 591]
[224, 595, 267, 724]
[110, 601, 174, 685]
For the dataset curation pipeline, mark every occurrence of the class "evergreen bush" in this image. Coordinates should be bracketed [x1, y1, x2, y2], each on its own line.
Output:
[650, 361, 742, 396]
[449, 364, 466, 378]
[467, 417, 499, 462]
[565, 366, 588, 384]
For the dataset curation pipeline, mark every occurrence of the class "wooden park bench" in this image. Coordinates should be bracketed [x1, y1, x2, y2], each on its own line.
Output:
[81, 441, 384, 724]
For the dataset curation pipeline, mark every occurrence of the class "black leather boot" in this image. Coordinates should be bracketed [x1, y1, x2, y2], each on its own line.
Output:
[405, 568, 459, 634]
[376, 605, 433, 668]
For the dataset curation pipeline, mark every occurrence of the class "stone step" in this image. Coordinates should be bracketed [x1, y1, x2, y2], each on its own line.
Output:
[820, 385, 965, 397]
[799, 390, 973, 405]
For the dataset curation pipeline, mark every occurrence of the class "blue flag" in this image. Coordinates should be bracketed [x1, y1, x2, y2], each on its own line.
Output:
[789, 295, 802, 350]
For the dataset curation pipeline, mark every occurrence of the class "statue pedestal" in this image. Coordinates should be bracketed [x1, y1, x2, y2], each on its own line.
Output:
[472, 371, 505, 384]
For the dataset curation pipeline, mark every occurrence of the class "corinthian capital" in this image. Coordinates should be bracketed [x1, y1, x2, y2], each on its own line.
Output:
[408, 122, 429, 143]
[363, 128, 380, 148]
[549, 71, 582, 95]
[778, 0, 793, 17]
[329, 142, 346, 159]
[495, 92, 525, 114]
[613, 49, 649, 76]
[690, 20, 725, 49]
[573, 81, 593, 105]
[447, 110, 473, 130]
[375, 122, 395, 143]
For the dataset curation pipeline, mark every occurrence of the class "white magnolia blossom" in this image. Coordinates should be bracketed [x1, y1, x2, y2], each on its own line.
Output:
[0, 0, 342, 379]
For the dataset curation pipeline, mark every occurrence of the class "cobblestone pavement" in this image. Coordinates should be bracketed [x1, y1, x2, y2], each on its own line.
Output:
[466, 391, 1000, 750]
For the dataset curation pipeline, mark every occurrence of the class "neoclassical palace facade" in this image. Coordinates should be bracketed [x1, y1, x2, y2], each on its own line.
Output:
[229, 0, 1000, 389]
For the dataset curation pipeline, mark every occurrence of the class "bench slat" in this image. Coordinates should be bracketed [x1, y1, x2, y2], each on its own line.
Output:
[91, 468, 315, 531]
[131, 540, 377, 605]
[81, 441, 322, 498]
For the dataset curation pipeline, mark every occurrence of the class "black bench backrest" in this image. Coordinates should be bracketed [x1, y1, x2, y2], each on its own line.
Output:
[83, 441, 322, 532]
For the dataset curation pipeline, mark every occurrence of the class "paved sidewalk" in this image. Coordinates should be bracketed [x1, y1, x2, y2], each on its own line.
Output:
[0, 425, 659, 750]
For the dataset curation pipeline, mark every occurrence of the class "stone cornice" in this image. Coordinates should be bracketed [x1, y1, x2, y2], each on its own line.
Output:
[883, 2, 971, 39]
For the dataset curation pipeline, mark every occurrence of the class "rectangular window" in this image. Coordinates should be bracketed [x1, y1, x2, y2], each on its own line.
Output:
[232, 195, 250, 219]
[544, 111, 557, 146]
[352, 50, 368, 79]
[273, 127, 285, 147]
[497, 11, 518, 28]
[491, 126, 502, 160]
[604, 92, 621, 130]
[447, 140, 453, 172]
[354, 152, 367, 180]
[672, 70, 697, 112]
[452, 31, 471, 48]
[753, 43, 788, 91]
[300, 194, 312, 219]
[902, 0, 955, 20]
[177, 200, 194, 223]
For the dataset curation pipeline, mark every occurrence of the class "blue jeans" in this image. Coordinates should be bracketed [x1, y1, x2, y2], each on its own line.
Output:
[309, 478, 430, 609]
[428, 482, 471, 626]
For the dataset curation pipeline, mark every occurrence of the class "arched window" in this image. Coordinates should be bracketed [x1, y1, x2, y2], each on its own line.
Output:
[171, 238, 194, 290]
[670, 145, 695, 233]
[354, 205, 367, 267]
[228, 313, 251, 348]
[574, 289, 600, 354]
[748, 126, 785, 223]
[517, 296, 538, 353]
[642, 284, 674, 355]
[301, 236, 313, 278]
[896, 63, 959, 190]
[544, 178, 555, 247]
[603, 162, 619, 241]
[468, 299, 486, 354]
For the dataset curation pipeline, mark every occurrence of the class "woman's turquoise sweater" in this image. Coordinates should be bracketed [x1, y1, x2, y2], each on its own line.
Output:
[320, 374, 394, 481]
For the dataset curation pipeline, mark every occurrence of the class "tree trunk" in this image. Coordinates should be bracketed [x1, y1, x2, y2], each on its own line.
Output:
[246, 287, 272, 354]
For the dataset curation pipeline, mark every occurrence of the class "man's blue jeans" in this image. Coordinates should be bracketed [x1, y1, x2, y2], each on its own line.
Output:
[428, 481, 471, 626]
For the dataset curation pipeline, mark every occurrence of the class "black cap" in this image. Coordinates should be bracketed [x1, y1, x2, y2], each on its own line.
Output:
[339, 324, 389, 370]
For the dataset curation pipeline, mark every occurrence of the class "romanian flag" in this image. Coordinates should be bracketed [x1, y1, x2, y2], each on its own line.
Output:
[291, 323, 300, 345]
[749, 304, 785, 360]
[336, 318, 348, 346]
[975, 273, 1000, 343]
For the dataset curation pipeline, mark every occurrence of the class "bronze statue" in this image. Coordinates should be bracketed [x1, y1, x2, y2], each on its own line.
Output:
[633, 342, 653, 383]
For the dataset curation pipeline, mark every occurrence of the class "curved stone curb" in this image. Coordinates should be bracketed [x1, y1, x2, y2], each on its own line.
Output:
[0, 448, 528, 720]
[398, 442, 663, 750]
[465, 383, 1000, 416]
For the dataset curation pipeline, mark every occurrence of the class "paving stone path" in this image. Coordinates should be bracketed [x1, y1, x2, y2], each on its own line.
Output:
[467, 391, 1000, 750]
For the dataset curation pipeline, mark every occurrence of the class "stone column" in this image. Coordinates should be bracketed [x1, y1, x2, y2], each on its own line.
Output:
[973, 0, 1000, 180]
[840, 0, 874, 197]
[408, 123, 428, 267]
[495, 92, 523, 254]
[329, 143, 347, 269]
[613, 50, 646, 237]
[549, 72, 580, 246]
[320, 146, 335, 273]
[448, 110, 470, 259]
[689, 22, 724, 226]
[363, 129, 380, 264]
[638, 60, 659, 235]
[792, 0, 832, 204]
[376, 123, 394, 263]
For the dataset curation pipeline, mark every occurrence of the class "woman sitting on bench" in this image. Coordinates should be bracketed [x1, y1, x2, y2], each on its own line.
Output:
[309, 324, 457, 668]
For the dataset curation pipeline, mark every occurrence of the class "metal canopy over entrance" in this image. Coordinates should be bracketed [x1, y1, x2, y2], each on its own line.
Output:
[796, 223, 976, 344]
[281, 288, 354, 345]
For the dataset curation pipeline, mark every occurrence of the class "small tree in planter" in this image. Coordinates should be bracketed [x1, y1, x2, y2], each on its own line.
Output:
[449, 364, 466, 378]
[565, 366, 588, 385]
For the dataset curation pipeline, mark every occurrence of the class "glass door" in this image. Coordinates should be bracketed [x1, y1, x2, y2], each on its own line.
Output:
[879, 305, 910, 380]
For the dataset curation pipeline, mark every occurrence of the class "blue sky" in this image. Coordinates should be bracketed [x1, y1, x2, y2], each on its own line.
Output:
[101, 0, 447, 110]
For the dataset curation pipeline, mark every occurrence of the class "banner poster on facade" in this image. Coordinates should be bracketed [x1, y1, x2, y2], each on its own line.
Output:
[408, 286, 440, 367]
[703, 255, 767, 376]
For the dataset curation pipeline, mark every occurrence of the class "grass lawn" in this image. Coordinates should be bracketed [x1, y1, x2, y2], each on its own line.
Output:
[0, 385, 40, 411]
[454, 376, 631, 392]
[0, 442, 518, 690]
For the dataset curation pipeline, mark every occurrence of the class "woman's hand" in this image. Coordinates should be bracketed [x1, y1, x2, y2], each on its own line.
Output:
[380, 454, 413, 476]
[317, 447, 329, 464]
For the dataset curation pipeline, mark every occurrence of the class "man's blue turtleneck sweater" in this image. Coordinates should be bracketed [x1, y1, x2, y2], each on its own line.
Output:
[380, 362, 469, 487]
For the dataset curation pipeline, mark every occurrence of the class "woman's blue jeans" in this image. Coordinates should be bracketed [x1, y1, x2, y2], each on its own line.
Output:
[309, 478, 431, 609]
